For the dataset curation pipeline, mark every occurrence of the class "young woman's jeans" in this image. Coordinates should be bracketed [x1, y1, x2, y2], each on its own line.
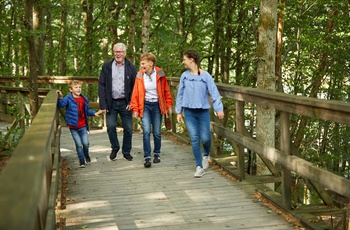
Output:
[141, 101, 162, 158]
[106, 99, 133, 154]
[70, 126, 89, 162]
[184, 108, 211, 168]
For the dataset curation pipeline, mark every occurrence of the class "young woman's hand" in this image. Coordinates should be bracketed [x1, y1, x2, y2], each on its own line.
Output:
[216, 111, 225, 119]
[177, 114, 184, 124]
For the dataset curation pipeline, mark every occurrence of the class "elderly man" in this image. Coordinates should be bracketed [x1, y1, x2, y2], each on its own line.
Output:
[98, 43, 137, 161]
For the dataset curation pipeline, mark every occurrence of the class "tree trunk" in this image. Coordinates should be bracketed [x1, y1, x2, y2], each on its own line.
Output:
[255, 0, 277, 175]
[58, 0, 68, 75]
[293, 9, 338, 148]
[223, 0, 234, 84]
[276, 0, 284, 93]
[46, 5, 54, 76]
[33, 0, 45, 76]
[235, 0, 244, 85]
[213, 0, 223, 82]
[142, 0, 150, 54]
[109, 0, 125, 44]
[24, 0, 39, 119]
[178, 0, 185, 58]
[127, 0, 136, 63]
[82, 0, 93, 76]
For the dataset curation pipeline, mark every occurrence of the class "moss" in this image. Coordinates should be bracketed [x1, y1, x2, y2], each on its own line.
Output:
[256, 42, 267, 58]
[259, 15, 276, 30]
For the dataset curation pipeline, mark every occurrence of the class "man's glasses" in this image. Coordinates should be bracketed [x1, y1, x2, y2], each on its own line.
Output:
[113, 51, 125, 54]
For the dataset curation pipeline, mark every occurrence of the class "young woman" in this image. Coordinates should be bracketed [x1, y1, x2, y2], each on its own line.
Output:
[175, 50, 224, 177]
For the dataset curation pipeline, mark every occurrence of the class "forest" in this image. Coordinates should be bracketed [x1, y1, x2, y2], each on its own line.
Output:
[1, 0, 350, 192]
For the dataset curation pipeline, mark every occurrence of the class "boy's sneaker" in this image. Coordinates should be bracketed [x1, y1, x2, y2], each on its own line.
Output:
[124, 153, 133, 161]
[110, 148, 119, 161]
[194, 166, 204, 178]
[153, 154, 161, 163]
[202, 156, 209, 170]
[79, 160, 86, 168]
[144, 157, 152, 168]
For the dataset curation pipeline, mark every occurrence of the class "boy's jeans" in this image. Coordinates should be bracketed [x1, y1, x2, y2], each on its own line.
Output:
[70, 126, 89, 162]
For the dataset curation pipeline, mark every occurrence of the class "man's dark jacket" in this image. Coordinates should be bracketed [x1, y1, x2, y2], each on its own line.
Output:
[98, 58, 137, 111]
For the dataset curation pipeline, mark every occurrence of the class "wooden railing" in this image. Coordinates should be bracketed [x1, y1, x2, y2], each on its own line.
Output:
[1, 76, 350, 229]
[0, 90, 60, 230]
[169, 79, 350, 229]
[211, 83, 350, 194]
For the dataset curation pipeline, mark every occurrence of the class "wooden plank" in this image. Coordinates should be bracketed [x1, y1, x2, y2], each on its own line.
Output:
[56, 128, 298, 230]
[0, 86, 50, 96]
[0, 76, 98, 84]
[0, 90, 59, 230]
[280, 111, 292, 209]
[211, 123, 350, 198]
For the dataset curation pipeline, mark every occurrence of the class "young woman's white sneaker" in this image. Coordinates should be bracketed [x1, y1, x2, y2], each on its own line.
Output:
[194, 166, 205, 178]
[202, 156, 209, 170]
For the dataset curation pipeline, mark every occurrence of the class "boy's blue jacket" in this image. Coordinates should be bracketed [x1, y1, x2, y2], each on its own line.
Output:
[57, 93, 96, 131]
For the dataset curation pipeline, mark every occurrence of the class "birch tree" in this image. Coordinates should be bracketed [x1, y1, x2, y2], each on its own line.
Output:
[255, 0, 277, 175]
[142, 0, 150, 54]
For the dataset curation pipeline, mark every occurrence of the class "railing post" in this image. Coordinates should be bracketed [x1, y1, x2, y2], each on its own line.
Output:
[236, 100, 245, 180]
[280, 111, 291, 209]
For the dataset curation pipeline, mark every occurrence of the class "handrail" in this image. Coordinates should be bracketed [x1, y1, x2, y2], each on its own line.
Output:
[169, 78, 350, 215]
[0, 89, 60, 230]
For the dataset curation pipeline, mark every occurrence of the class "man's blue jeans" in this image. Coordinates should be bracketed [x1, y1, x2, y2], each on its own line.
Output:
[141, 101, 162, 158]
[106, 100, 133, 154]
[70, 126, 89, 162]
[184, 108, 211, 168]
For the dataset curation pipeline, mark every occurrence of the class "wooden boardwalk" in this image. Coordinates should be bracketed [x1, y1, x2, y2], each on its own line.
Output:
[56, 127, 298, 230]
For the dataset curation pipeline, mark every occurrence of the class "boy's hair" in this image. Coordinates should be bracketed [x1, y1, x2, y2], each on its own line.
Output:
[68, 80, 83, 89]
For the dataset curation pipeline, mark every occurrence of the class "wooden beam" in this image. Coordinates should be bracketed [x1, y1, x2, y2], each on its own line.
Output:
[211, 123, 350, 198]
[0, 90, 59, 229]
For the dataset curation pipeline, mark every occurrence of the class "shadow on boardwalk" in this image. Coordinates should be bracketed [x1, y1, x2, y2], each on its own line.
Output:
[57, 127, 298, 230]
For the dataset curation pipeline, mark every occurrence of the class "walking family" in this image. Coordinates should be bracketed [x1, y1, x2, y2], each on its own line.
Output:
[58, 43, 224, 178]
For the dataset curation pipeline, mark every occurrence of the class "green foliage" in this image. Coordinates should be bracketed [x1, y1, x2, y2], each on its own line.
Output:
[0, 127, 24, 155]
[0, 94, 29, 155]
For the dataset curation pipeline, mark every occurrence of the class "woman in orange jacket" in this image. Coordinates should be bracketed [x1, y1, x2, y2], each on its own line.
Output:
[130, 53, 173, 168]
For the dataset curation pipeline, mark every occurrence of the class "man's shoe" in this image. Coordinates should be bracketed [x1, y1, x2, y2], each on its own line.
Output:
[123, 153, 133, 161]
[79, 160, 86, 168]
[109, 148, 119, 161]
[144, 157, 152, 168]
[85, 155, 91, 163]
[153, 154, 161, 163]
[202, 156, 209, 170]
[194, 166, 204, 178]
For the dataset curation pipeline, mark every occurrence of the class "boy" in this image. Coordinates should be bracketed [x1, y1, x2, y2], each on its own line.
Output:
[57, 80, 102, 168]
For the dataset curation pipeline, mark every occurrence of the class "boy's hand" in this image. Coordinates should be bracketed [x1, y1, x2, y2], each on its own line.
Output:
[56, 90, 63, 99]
[94, 110, 103, 116]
